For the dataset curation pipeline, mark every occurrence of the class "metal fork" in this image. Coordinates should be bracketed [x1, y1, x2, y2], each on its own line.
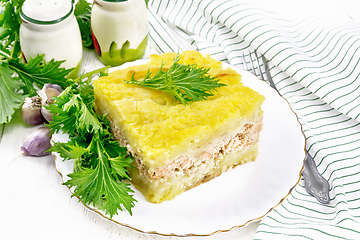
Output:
[242, 50, 330, 204]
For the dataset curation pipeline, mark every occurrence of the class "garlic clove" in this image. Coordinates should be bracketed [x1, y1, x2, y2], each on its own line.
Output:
[43, 83, 63, 93]
[39, 84, 63, 122]
[21, 126, 52, 156]
[45, 87, 62, 104]
[41, 103, 53, 122]
[38, 83, 63, 105]
[21, 96, 45, 125]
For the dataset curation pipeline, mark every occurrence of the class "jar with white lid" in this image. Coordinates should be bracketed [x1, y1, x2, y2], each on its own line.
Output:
[19, 0, 83, 79]
[91, 0, 148, 67]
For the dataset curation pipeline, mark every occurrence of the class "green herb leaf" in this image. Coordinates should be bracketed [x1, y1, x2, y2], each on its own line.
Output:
[51, 141, 89, 161]
[109, 153, 134, 180]
[77, 100, 102, 133]
[74, 0, 93, 49]
[125, 54, 227, 105]
[8, 55, 72, 96]
[46, 88, 78, 134]
[0, 62, 25, 123]
[0, 0, 24, 59]
[65, 138, 136, 216]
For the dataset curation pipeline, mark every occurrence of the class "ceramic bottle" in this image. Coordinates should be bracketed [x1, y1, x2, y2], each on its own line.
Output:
[91, 0, 148, 67]
[20, 0, 83, 78]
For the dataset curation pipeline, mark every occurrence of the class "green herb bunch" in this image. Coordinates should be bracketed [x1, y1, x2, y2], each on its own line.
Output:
[47, 70, 136, 217]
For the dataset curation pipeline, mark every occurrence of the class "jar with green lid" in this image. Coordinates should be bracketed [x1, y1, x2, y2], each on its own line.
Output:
[19, 0, 83, 79]
[91, 0, 148, 67]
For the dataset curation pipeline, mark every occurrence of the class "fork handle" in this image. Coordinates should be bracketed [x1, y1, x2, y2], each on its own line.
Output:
[260, 54, 330, 204]
[302, 152, 330, 204]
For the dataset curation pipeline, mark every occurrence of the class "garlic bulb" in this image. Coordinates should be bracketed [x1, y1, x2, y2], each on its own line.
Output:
[21, 96, 45, 125]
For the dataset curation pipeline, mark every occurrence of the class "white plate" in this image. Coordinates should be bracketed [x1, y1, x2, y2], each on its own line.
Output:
[53, 60, 306, 236]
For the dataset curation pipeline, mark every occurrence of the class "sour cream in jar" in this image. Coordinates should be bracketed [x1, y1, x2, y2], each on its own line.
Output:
[19, 0, 83, 78]
[91, 0, 149, 67]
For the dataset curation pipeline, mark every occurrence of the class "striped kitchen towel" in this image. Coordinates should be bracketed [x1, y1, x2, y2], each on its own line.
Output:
[147, 0, 360, 239]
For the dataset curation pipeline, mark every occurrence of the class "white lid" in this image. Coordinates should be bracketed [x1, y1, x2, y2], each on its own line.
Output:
[21, 0, 73, 24]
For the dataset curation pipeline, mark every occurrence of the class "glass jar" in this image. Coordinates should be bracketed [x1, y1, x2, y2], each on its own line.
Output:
[19, 0, 83, 79]
[91, 0, 148, 67]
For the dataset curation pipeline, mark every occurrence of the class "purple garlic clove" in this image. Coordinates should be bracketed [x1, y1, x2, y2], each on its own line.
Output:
[39, 83, 63, 104]
[44, 86, 62, 104]
[21, 127, 52, 156]
[21, 96, 45, 125]
[42, 83, 63, 93]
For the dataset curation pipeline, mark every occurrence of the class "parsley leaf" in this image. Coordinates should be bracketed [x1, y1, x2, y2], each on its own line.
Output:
[48, 69, 136, 217]
[125, 54, 227, 105]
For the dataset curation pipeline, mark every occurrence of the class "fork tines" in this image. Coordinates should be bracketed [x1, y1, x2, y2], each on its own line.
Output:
[242, 50, 265, 81]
